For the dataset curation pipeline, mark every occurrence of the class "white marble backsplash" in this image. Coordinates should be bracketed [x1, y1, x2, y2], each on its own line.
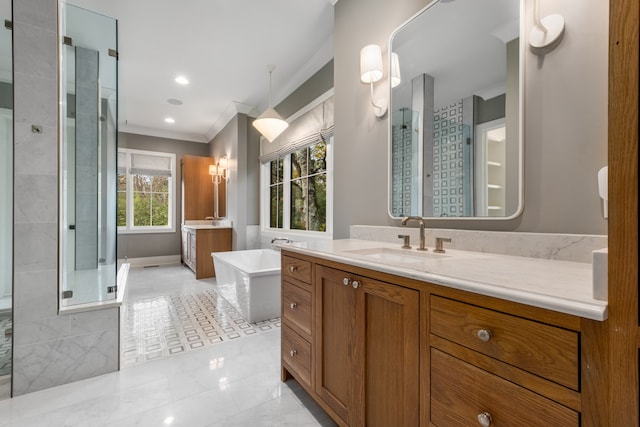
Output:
[350, 225, 607, 264]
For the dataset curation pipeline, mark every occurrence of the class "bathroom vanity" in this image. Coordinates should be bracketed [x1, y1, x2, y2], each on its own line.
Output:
[279, 239, 606, 427]
[181, 224, 232, 279]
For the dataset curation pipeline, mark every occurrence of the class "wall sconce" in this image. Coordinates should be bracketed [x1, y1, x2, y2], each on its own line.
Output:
[209, 156, 228, 184]
[360, 44, 387, 117]
[253, 65, 289, 142]
[529, 0, 565, 48]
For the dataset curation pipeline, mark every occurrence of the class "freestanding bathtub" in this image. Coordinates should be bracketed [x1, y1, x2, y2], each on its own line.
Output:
[211, 249, 281, 323]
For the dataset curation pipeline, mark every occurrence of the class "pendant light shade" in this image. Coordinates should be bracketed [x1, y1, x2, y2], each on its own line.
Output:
[253, 66, 289, 142]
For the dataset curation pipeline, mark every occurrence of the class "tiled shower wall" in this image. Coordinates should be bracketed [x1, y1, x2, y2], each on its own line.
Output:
[12, 0, 119, 396]
[432, 101, 465, 217]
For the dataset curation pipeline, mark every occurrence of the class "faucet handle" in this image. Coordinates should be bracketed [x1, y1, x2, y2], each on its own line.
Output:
[398, 234, 411, 249]
[434, 237, 452, 253]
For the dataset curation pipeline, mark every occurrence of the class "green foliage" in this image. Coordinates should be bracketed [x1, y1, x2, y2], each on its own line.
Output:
[121, 174, 170, 228]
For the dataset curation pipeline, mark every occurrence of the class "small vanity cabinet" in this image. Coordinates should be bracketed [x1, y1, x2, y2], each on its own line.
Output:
[280, 249, 586, 427]
[181, 226, 232, 279]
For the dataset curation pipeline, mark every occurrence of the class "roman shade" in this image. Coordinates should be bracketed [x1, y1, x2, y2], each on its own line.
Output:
[129, 152, 172, 176]
[259, 95, 334, 164]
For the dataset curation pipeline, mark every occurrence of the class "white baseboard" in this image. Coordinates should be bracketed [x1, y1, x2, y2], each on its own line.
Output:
[119, 255, 181, 268]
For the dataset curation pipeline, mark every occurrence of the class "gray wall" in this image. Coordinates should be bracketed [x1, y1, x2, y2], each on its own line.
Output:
[208, 61, 333, 250]
[117, 132, 210, 259]
[208, 114, 261, 250]
[333, 0, 608, 236]
[12, 0, 119, 396]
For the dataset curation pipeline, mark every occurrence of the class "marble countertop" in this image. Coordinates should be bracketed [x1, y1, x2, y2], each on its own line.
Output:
[182, 224, 232, 230]
[277, 239, 607, 321]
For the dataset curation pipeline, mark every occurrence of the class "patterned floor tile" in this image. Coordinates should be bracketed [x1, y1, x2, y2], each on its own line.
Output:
[121, 289, 280, 368]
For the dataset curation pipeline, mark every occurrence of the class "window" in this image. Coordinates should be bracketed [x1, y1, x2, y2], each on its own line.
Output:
[264, 137, 332, 234]
[118, 148, 176, 233]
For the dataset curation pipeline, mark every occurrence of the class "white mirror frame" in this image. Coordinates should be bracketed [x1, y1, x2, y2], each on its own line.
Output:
[387, 0, 525, 221]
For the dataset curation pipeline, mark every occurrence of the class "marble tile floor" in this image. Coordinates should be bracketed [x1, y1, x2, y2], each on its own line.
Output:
[0, 264, 337, 426]
[121, 288, 280, 367]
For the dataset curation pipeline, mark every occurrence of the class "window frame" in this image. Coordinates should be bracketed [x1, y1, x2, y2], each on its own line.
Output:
[117, 148, 176, 234]
[261, 136, 333, 237]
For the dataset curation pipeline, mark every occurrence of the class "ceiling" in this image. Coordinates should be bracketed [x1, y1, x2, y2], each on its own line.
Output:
[65, 0, 336, 143]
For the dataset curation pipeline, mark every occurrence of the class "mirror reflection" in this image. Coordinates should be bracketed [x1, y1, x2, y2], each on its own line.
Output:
[60, 3, 118, 306]
[389, 0, 522, 218]
[0, 0, 12, 399]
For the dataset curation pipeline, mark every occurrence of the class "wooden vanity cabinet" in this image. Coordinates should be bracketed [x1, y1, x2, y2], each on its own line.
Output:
[181, 226, 231, 279]
[280, 251, 419, 427]
[280, 250, 585, 426]
[426, 289, 582, 427]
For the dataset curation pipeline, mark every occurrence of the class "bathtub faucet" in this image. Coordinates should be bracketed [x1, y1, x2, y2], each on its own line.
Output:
[271, 237, 292, 244]
[270, 237, 293, 250]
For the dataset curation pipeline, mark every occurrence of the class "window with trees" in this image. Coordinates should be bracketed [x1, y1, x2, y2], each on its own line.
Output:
[265, 137, 331, 234]
[118, 148, 176, 233]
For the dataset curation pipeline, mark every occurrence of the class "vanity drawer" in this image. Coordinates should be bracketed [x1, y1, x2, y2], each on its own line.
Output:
[430, 348, 579, 427]
[282, 324, 312, 387]
[282, 255, 312, 285]
[430, 295, 579, 390]
[282, 281, 312, 336]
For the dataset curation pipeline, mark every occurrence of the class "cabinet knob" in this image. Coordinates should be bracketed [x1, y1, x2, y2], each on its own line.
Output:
[290, 349, 297, 357]
[289, 265, 297, 273]
[352, 280, 361, 289]
[343, 277, 352, 286]
[290, 302, 297, 309]
[477, 329, 493, 342]
[477, 412, 492, 427]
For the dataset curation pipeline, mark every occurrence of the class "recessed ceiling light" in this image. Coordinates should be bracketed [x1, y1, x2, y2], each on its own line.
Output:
[167, 98, 183, 105]
[175, 75, 189, 85]
[164, 117, 175, 124]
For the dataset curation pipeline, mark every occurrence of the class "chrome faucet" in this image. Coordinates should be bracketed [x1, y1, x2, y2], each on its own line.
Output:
[271, 237, 291, 244]
[401, 216, 427, 251]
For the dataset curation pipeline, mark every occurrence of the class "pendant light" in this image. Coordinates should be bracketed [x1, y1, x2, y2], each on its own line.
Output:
[253, 65, 289, 142]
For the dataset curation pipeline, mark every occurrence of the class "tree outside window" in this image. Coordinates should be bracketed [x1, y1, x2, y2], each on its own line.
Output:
[118, 149, 175, 233]
[290, 141, 327, 232]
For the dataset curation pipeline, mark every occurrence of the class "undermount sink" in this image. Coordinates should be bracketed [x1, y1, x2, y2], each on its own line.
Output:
[343, 247, 450, 265]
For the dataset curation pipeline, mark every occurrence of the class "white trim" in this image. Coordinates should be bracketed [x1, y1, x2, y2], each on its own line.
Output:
[119, 255, 181, 268]
[118, 148, 177, 234]
[260, 135, 333, 237]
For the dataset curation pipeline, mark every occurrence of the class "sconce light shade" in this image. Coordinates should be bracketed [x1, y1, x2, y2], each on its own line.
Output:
[253, 107, 289, 142]
[391, 52, 401, 88]
[360, 44, 383, 84]
[208, 165, 217, 176]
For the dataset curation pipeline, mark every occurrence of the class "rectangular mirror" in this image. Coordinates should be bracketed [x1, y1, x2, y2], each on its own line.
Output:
[60, 3, 118, 307]
[388, 0, 523, 219]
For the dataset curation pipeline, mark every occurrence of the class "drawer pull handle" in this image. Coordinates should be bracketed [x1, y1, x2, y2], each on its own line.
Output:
[477, 412, 492, 427]
[290, 349, 297, 357]
[352, 280, 361, 289]
[477, 329, 493, 342]
[343, 278, 352, 286]
[290, 302, 297, 309]
[289, 266, 297, 273]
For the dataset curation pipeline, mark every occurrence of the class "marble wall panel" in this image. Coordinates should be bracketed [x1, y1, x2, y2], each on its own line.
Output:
[350, 225, 608, 263]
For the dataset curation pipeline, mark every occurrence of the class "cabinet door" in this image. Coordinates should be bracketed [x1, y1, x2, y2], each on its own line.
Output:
[182, 155, 215, 221]
[314, 265, 420, 427]
[359, 277, 420, 427]
[314, 265, 358, 425]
